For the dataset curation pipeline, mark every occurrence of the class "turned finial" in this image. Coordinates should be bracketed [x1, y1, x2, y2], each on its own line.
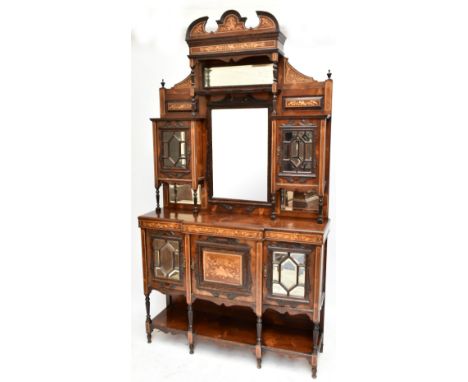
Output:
[161, 78, 165, 88]
[327, 70, 332, 79]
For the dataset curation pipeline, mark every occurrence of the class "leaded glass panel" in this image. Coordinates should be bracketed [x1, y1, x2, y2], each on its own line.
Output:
[280, 125, 316, 176]
[271, 249, 307, 299]
[161, 130, 188, 169]
[152, 237, 181, 281]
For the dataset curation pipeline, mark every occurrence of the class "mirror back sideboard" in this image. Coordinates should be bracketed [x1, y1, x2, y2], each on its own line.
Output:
[138, 10, 333, 379]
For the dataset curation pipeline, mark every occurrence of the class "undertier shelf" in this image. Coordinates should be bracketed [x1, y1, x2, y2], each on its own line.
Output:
[152, 299, 316, 355]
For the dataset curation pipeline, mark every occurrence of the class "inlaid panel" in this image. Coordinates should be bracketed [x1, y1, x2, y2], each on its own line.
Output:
[193, 237, 253, 300]
[202, 250, 243, 286]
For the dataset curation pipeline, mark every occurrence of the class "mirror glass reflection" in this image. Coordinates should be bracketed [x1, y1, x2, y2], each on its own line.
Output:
[204, 64, 274, 87]
[211, 108, 268, 202]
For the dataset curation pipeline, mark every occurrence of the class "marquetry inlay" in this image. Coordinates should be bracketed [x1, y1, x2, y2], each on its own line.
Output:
[284, 61, 319, 84]
[189, 12, 276, 38]
[172, 75, 191, 89]
[139, 221, 181, 231]
[167, 102, 192, 111]
[183, 224, 262, 240]
[203, 250, 243, 286]
[190, 40, 276, 55]
[265, 231, 322, 244]
[284, 96, 323, 109]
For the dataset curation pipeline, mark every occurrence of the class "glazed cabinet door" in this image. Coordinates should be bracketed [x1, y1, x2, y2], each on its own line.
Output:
[263, 242, 317, 310]
[144, 230, 185, 293]
[154, 120, 192, 182]
[191, 236, 256, 306]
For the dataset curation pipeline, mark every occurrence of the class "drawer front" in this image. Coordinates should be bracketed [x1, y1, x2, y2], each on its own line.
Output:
[191, 236, 255, 304]
[263, 241, 316, 310]
[145, 230, 185, 293]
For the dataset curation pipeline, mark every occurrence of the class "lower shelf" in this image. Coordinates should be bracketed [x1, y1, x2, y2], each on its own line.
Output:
[152, 299, 317, 356]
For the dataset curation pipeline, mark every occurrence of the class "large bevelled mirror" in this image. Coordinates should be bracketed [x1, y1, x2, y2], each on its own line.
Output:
[211, 108, 268, 202]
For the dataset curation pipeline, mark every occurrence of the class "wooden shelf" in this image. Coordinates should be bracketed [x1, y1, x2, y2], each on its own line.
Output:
[152, 299, 316, 355]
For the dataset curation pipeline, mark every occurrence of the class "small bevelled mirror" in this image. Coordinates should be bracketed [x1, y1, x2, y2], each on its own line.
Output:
[204, 64, 274, 87]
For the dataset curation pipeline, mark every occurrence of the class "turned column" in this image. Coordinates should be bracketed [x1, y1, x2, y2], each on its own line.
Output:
[256, 316, 262, 368]
[187, 304, 194, 354]
[311, 322, 320, 378]
[145, 293, 153, 343]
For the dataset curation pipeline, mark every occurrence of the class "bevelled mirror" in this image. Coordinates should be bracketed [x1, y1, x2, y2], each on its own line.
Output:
[204, 64, 274, 87]
[211, 108, 268, 202]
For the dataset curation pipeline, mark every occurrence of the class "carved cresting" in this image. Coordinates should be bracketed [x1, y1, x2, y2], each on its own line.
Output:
[188, 10, 277, 38]
[186, 11, 282, 55]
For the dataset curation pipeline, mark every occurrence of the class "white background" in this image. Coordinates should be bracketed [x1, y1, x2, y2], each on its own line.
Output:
[1, 1, 468, 382]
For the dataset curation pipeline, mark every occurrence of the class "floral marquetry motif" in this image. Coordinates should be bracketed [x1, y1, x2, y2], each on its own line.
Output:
[203, 250, 243, 286]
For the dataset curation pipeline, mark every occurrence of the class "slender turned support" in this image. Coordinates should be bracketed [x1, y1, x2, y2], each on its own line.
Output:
[187, 304, 194, 354]
[155, 185, 161, 214]
[173, 184, 177, 203]
[193, 188, 198, 215]
[270, 192, 277, 220]
[317, 196, 324, 224]
[311, 322, 320, 378]
[145, 293, 153, 343]
[272, 57, 278, 115]
[256, 316, 262, 368]
[190, 60, 196, 116]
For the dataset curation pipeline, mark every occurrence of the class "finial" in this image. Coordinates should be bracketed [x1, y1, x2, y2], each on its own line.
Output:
[327, 70, 332, 79]
[161, 78, 165, 88]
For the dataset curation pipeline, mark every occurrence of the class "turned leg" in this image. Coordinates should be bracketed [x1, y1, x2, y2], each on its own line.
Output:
[256, 316, 262, 368]
[145, 293, 153, 343]
[188, 304, 194, 354]
[311, 322, 320, 378]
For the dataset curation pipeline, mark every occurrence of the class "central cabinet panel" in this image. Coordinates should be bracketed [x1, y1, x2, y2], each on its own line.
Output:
[191, 235, 256, 305]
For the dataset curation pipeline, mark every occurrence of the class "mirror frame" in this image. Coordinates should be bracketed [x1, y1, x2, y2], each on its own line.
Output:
[207, 101, 272, 208]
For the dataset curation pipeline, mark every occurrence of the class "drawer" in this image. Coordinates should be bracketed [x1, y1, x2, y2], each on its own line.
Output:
[191, 236, 256, 305]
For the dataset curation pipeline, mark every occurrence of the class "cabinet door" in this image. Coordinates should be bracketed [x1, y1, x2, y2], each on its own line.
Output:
[264, 242, 315, 310]
[155, 120, 192, 181]
[273, 119, 323, 189]
[191, 236, 255, 304]
[145, 230, 185, 292]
